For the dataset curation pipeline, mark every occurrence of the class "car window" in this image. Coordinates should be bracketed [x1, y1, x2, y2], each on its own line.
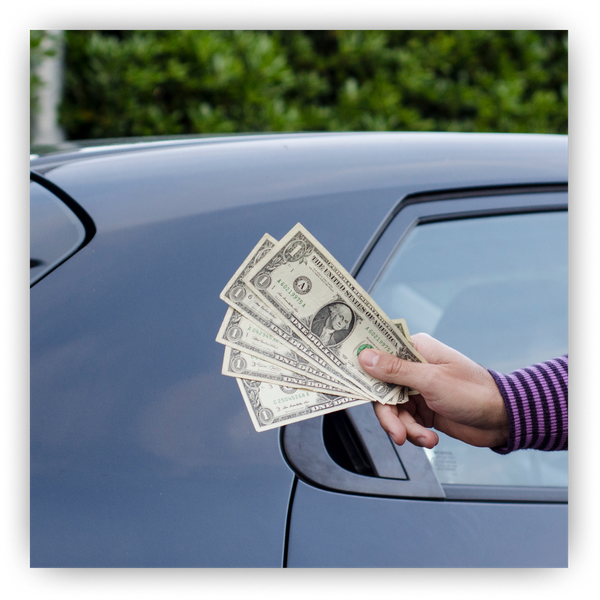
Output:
[30, 180, 87, 285]
[369, 211, 568, 487]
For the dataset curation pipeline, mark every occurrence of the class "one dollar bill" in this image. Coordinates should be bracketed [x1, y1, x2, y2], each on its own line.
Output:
[217, 225, 422, 432]
[244, 223, 425, 404]
[236, 378, 370, 432]
[222, 346, 363, 398]
[219, 233, 362, 395]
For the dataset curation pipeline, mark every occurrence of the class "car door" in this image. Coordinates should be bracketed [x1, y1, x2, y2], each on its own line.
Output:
[282, 186, 568, 567]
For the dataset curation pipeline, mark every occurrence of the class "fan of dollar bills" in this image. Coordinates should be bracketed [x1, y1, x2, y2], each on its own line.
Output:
[216, 223, 426, 432]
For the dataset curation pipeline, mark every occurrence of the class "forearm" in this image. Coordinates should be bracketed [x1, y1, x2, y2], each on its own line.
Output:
[489, 355, 568, 454]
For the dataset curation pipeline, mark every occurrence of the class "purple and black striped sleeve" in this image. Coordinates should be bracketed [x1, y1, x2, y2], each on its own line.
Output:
[488, 355, 568, 454]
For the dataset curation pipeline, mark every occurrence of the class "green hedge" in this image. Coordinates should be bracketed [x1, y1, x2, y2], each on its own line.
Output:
[60, 30, 567, 139]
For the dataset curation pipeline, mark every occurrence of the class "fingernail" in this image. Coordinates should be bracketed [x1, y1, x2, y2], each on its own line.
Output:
[417, 436, 428, 447]
[360, 349, 379, 368]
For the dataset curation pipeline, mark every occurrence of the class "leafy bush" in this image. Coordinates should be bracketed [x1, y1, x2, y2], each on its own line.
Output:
[60, 30, 567, 139]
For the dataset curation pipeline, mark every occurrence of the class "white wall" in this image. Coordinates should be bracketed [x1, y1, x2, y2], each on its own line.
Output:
[31, 30, 66, 146]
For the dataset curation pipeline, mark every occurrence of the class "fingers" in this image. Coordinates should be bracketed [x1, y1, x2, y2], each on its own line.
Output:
[359, 334, 472, 397]
[411, 332, 461, 365]
[373, 403, 407, 445]
[359, 348, 432, 392]
[363, 333, 508, 450]
[373, 403, 439, 449]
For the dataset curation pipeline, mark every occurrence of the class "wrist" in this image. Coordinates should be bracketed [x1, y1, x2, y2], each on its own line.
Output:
[487, 373, 509, 447]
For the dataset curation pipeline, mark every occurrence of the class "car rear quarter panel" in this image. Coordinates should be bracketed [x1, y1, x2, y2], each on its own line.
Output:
[30, 142, 411, 566]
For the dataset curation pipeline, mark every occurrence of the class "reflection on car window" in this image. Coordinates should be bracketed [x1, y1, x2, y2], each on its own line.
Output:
[370, 211, 567, 487]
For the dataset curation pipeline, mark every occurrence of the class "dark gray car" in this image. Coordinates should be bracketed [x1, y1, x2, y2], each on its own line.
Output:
[30, 132, 567, 567]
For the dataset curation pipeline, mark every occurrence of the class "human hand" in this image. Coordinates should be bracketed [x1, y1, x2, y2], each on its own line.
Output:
[358, 333, 509, 449]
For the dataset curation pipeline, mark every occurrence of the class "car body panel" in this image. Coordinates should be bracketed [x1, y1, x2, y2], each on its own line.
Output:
[284, 187, 567, 567]
[30, 207, 299, 567]
[34, 132, 566, 238]
[286, 481, 568, 568]
[30, 133, 567, 567]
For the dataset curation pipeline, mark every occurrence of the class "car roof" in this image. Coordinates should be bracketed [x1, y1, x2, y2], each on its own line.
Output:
[30, 132, 294, 162]
[31, 132, 567, 236]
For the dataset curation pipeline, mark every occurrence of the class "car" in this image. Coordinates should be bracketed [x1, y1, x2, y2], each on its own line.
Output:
[30, 132, 568, 567]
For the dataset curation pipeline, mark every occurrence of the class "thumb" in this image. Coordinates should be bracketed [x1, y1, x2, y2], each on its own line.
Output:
[359, 348, 432, 392]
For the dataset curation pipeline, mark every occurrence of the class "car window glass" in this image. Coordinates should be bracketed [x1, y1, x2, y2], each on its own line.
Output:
[370, 211, 568, 487]
[30, 180, 86, 285]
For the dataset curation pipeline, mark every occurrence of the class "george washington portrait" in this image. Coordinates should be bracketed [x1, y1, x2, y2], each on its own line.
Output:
[310, 302, 355, 347]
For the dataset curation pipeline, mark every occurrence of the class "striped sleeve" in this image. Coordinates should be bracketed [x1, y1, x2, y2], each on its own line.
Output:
[488, 355, 568, 454]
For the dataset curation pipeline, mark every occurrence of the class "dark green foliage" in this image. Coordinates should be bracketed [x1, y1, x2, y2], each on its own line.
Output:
[59, 30, 567, 140]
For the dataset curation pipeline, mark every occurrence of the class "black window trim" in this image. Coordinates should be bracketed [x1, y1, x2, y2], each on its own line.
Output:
[361, 189, 568, 503]
[30, 171, 97, 287]
[281, 185, 568, 504]
[352, 183, 568, 279]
